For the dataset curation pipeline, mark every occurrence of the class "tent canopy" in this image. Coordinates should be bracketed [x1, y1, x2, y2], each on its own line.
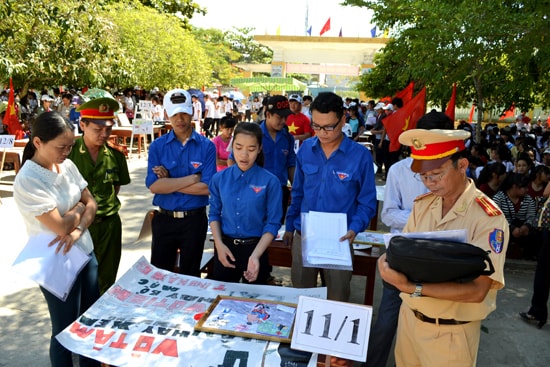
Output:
[230, 77, 307, 93]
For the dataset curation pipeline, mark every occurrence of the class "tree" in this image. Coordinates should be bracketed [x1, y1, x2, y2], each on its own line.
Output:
[224, 27, 273, 64]
[0, 0, 126, 94]
[133, 0, 205, 27]
[344, 0, 550, 137]
[104, 3, 212, 90]
[191, 27, 241, 86]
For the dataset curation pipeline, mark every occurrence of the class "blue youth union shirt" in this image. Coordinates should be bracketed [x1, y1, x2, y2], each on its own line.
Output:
[146, 129, 216, 210]
[208, 164, 282, 238]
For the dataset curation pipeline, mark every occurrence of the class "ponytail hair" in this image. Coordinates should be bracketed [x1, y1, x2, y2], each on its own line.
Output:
[22, 111, 74, 165]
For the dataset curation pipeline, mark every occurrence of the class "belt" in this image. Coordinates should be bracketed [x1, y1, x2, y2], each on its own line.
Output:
[158, 207, 205, 219]
[412, 309, 470, 325]
[222, 235, 261, 246]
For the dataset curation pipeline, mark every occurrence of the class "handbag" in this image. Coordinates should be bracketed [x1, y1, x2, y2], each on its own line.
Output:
[386, 236, 495, 284]
[536, 197, 550, 229]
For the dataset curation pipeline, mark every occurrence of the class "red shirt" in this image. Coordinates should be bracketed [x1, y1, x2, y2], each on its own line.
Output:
[286, 112, 312, 137]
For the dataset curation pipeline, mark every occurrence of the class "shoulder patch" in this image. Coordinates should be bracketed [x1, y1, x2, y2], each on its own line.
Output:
[475, 196, 502, 216]
[414, 192, 435, 202]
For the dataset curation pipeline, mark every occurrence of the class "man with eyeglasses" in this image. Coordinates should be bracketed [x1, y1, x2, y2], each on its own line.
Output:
[366, 110, 453, 367]
[378, 128, 509, 367]
[283, 91, 377, 302]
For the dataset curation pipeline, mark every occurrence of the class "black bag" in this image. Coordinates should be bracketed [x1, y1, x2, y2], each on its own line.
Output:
[386, 236, 495, 284]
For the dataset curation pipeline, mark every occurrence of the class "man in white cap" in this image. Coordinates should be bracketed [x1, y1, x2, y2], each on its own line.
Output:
[378, 128, 509, 367]
[146, 89, 216, 276]
[37, 94, 54, 115]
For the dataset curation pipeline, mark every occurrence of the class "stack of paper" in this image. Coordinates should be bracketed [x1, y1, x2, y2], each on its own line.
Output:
[12, 233, 91, 301]
[301, 211, 352, 271]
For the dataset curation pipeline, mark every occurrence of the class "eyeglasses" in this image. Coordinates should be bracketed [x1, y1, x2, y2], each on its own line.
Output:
[415, 166, 452, 183]
[311, 120, 340, 132]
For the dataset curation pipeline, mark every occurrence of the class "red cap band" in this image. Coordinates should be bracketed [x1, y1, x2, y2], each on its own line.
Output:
[410, 139, 466, 160]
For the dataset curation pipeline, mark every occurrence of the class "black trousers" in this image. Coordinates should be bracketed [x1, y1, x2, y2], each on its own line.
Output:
[211, 238, 270, 284]
[282, 185, 291, 224]
[529, 229, 550, 322]
[203, 117, 214, 138]
[151, 210, 207, 276]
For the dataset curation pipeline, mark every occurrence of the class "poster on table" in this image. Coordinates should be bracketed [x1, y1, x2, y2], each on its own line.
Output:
[57, 256, 326, 366]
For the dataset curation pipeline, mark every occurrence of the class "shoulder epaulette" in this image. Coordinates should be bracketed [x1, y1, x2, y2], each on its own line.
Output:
[475, 196, 502, 216]
[414, 192, 435, 202]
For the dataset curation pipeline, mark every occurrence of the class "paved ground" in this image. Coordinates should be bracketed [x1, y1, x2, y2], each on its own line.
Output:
[0, 158, 549, 366]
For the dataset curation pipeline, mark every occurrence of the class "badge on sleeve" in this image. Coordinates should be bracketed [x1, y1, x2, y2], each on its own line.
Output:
[489, 229, 504, 254]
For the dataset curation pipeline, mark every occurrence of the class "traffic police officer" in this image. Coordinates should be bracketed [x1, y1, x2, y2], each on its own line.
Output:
[378, 128, 509, 367]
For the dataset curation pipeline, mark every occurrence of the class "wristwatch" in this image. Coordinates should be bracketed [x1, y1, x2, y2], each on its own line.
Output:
[76, 224, 85, 232]
[410, 284, 423, 297]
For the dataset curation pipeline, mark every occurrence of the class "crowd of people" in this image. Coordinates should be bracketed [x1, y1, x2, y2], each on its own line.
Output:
[6, 84, 550, 367]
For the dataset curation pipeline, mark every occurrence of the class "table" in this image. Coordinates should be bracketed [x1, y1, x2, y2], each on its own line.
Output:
[267, 241, 381, 305]
[110, 126, 162, 158]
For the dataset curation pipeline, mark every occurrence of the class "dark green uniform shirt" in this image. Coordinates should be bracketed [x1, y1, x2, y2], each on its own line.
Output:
[69, 138, 130, 217]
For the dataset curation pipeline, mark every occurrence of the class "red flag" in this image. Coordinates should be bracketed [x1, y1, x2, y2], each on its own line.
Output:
[468, 105, 475, 122]
[394, 82, 414, 105]
[3, 78, 25, 139]
[445, 83, 456, 122]
[320, 18, 331, 36]
[499, 104, 515, 120]
[382, 87, 426, 152]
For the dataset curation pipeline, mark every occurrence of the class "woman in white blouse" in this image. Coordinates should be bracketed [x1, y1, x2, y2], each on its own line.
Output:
[14, 111, 100, 367]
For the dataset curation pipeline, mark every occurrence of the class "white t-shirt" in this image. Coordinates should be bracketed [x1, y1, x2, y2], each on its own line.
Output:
[13, 159, 94, 254]
[342, 123, 353, 137]
[205, 100, 216, 119]
[192, 100, 202, 121]
[214, 101, 223, 119]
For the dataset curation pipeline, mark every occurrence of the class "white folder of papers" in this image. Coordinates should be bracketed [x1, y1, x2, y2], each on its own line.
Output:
[12, 233, 91, 301]
[301, 211, 353, 270]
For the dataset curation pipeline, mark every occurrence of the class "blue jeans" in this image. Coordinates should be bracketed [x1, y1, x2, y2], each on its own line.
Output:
[365, 286, 402, 367]
[40, 253, 100, 367]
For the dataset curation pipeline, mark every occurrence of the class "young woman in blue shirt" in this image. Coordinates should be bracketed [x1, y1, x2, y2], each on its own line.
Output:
[208, 122, 283, 284]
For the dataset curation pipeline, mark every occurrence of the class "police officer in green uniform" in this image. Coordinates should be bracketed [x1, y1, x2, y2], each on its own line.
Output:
[68, 97, 131, 294]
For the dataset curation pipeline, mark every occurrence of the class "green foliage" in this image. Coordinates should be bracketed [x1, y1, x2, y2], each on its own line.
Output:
[345, 0, 550, 115]
[134, 0, 205, 27]
[224, 27, 273, 64]
[191, 27, 241, 86]
[105, 3, 211, 90]
[0, 0, 125, 93]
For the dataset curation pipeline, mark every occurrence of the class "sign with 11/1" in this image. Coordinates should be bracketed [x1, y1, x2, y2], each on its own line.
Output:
[291, 296, 372, 362]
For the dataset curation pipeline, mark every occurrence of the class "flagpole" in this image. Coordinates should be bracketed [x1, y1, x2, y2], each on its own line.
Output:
[305, 0, 309, 36]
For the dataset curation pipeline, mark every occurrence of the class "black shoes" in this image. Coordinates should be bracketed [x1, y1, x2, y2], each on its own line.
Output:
[519, 312, 547, 329]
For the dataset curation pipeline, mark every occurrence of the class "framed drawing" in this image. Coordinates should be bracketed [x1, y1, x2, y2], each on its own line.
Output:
[194, 295, 297, 343]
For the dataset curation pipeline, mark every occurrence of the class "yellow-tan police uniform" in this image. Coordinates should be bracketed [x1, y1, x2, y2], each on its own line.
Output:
[394, 129, 509, 367]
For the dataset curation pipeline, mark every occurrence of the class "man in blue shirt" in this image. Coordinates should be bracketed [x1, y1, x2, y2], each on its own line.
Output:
[146, 89, 216, 276]
[283, 92, 377, 301]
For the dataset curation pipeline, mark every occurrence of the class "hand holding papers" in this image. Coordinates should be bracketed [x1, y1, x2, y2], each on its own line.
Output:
[301, 211, 353, 271]
[12, 233, 91, 301]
